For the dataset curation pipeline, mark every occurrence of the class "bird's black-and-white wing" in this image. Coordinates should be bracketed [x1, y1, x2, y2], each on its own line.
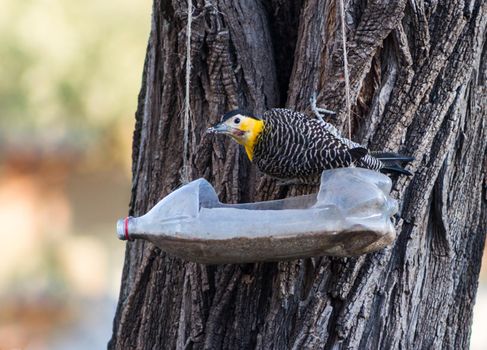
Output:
[252, 109, 371, 183]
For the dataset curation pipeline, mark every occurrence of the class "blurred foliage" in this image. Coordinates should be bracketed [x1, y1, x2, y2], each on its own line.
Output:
[0, 3, 149, 346]
[0, 0, 151, 169]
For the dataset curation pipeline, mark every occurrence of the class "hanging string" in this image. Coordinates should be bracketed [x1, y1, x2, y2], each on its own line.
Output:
[181, 0, 193, 184]
[338, 0, 352, 140]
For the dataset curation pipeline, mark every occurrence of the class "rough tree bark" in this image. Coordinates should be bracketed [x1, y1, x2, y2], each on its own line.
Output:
[109, 0, 487, 349]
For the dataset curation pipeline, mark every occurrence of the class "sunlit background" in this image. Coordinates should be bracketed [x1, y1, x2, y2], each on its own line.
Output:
[0, 0, 150, 348]
[0, 1, 485, 349]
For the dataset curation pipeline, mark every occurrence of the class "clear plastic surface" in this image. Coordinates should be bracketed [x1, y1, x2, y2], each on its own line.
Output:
[117, 168, 398, 263]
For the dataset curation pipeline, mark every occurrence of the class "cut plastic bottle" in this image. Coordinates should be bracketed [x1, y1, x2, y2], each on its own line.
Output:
[116, 168, 398, 264]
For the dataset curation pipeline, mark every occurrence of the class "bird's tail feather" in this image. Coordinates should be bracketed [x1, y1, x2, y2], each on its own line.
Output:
[372, 152, 414, 176]
[380, 164, 413, 176]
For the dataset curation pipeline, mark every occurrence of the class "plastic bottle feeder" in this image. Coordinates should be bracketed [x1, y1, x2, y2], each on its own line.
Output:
[116, 168, 398, 264]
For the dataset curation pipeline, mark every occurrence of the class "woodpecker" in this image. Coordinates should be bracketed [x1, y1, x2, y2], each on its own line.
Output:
[208, 108, 413, 184]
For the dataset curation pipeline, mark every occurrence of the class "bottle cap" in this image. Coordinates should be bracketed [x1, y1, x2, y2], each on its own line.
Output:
[116, 217, 133, 241]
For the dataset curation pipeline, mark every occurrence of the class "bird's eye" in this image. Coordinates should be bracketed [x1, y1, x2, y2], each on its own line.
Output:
[234, 117, 241, 124]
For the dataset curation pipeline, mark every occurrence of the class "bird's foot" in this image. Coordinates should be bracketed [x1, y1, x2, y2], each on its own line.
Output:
[276, 179, 300, 186]
[276, 178, 318, 186]
[310, 92, 336, 122]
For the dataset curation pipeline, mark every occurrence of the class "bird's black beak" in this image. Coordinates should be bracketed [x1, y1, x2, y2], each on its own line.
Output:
[207, 122, 230, 134]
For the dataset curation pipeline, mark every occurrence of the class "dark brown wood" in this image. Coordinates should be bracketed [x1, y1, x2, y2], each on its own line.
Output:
[109, 0, 487, 349]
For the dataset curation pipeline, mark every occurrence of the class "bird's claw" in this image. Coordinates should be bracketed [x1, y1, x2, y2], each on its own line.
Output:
[310, 92, 336, 122]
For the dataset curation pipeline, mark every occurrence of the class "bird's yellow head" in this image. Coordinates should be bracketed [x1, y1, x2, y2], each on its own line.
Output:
[207, 110, 264, 160]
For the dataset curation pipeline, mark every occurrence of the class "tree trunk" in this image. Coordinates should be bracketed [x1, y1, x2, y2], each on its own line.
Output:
[109, 0, 487, 349]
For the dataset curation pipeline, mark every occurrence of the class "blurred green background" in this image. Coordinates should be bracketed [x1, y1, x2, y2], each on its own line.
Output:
[0, 1, 485, 349]
[0, 0, 150, 348]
